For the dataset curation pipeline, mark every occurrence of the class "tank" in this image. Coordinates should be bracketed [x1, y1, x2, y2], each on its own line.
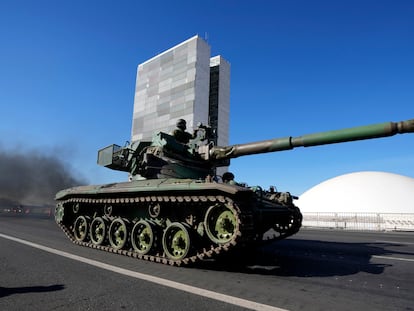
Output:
[55, 118, 414, 266]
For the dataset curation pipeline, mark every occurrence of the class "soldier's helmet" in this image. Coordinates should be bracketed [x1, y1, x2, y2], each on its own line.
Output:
[176, 119, 187, 130]
[222, 172, 235, 183]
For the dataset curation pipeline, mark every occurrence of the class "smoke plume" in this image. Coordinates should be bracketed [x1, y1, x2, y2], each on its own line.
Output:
[0, 146, 85, 206]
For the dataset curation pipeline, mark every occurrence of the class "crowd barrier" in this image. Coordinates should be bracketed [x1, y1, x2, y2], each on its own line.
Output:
[302, 212, 414, 231]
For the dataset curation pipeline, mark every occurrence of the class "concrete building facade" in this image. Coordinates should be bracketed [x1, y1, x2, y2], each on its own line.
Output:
[131, 35, 230, 148]
[209, 55, 230, 146]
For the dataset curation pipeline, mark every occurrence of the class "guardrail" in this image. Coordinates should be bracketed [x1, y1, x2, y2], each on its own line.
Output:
[302, 212, 414, 231]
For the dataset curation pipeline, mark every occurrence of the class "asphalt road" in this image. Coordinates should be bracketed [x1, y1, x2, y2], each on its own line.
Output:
[0, 215, 413, 311]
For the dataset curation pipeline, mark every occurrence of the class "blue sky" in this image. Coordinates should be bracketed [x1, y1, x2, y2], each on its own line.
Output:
[0, 0, 413, 196]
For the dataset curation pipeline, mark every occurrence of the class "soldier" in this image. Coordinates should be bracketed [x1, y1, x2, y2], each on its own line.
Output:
[222, 172, 236, 185]
[173, 119, 193, 144]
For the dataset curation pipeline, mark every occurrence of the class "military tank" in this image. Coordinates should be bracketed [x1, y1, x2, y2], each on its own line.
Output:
[55, 118, 414, 266]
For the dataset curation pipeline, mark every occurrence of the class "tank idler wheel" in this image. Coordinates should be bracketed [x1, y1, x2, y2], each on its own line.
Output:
[108, 218, 129, 250]
[73, 215, 89, 242]
[90, 217, 107, 245]
[162, 222, 191, 260]
[204, 203, 238, 244]
[131, 220, 156, 255]
[55, 203, 64, 222]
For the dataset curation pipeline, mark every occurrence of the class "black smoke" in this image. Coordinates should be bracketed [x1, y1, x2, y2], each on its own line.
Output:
[0, 146, 85, 206]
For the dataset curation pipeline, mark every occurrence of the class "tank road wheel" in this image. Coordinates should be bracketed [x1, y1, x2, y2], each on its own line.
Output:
[204, 203, 238, 244]
[108, 218, 129, 250]
[90, 217, 107, 245]
[131, 220, 156, 255]
[73, 216, 89, 242]
[162, 222, 191, 260]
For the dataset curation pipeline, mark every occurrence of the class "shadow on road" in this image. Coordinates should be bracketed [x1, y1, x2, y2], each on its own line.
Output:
[193, 238, 413, 277]
[0, 284, 65, 298]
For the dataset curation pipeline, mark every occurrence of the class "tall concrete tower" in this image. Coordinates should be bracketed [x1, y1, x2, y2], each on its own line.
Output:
[131, 35, 230, 150]
[209, 55, 230, 147]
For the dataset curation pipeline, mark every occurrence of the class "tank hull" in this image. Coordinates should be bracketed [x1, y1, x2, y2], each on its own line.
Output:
[55, 179, 302, 266]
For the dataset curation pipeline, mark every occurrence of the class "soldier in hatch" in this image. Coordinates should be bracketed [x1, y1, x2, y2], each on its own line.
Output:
[173, 119, 194, 144]
[222, 172, 236, 185]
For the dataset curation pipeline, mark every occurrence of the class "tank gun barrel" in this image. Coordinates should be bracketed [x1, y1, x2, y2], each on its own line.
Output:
[211, 119, 414, 160]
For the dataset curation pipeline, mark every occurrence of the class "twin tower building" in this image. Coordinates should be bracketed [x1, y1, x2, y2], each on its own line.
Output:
[131, 35, 230, 148]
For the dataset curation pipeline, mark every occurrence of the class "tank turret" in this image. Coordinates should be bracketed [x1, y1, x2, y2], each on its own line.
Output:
[98, 119, 414, 180]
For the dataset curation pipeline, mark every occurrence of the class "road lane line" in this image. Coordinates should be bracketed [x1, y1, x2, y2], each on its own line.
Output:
[375, 240, 414, 246]
[0, 233, 287, 311]
[372, 255, 414, 262]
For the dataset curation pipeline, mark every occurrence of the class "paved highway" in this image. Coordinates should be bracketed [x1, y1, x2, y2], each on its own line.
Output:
[1, 215, 413, 310]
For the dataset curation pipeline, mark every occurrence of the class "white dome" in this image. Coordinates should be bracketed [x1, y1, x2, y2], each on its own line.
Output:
[295, 171, 414, 213]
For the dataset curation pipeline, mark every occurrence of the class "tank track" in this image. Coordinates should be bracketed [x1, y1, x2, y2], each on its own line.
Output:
[56, 193, 256, 266]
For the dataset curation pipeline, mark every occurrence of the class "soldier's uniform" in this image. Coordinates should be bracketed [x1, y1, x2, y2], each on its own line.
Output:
[173, 119, 193, 144]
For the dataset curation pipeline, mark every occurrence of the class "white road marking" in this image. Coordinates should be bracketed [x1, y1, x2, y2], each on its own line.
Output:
[0, 233, 287, 311]
[375, 240, 414, 246]
[372, 255, 414, 263]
